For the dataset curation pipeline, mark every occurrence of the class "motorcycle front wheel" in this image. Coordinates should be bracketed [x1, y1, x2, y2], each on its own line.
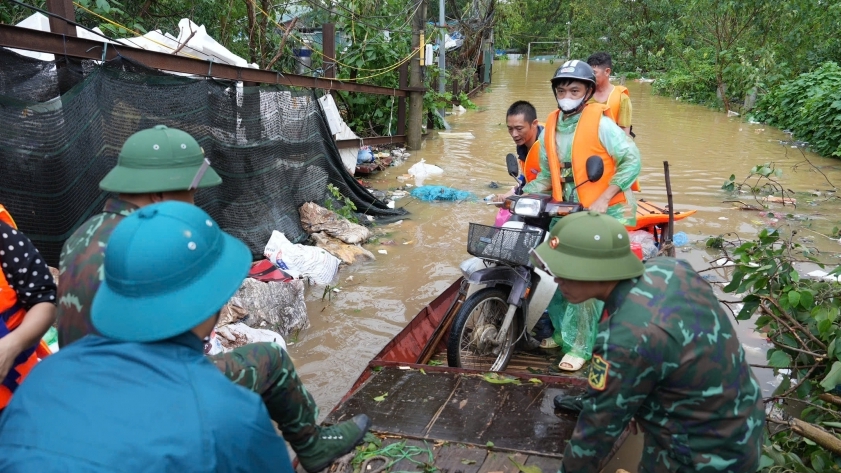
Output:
[446, 287, 518, 372]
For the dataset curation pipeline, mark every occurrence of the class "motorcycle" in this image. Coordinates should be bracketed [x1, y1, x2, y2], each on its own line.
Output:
[446, 153, 605, 371]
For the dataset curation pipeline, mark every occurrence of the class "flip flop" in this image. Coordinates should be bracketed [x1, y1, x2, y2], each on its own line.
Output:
[539, 338, 559, 349]
[558, 354, 586, 372]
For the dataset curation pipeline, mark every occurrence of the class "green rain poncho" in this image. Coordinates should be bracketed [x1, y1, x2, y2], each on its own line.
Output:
[523, 111, 641, 361]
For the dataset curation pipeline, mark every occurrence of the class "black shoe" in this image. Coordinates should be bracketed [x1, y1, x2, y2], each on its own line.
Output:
[553, 394, 584, 412]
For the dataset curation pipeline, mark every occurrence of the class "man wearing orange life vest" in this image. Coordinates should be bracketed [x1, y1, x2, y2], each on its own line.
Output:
[494, 101, 544, 201]
[0, 204, 57, 413]
[520, 60, 640, 371]
[587, 52, 633, 137]
[522, 59, 640, 225]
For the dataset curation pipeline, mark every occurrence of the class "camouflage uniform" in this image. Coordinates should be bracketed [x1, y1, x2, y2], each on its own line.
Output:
[560, 257, 765, 473]
[57, 197, 319, 449]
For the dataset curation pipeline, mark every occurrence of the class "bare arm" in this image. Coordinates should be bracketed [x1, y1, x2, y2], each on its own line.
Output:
[0, 303, 56, 378]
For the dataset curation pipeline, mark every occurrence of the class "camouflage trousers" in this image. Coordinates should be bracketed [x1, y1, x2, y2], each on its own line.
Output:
[209, 342, 319, 450]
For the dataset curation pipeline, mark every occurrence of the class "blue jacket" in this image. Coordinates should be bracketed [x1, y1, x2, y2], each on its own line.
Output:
[0, 333, 293, 473]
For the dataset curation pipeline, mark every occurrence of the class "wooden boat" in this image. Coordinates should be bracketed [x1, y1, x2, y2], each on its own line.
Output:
[323, 279, 612, 473]
[322, 199, 693, 472]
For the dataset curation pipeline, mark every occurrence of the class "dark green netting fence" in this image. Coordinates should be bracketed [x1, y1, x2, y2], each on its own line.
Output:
[0, 48, 405, 265]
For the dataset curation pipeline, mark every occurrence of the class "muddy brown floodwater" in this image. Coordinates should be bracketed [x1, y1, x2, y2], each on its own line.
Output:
[286, 59, 841, 469]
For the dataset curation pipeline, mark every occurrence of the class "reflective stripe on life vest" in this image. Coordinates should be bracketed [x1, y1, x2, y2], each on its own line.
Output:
[544, 104, 626, 207]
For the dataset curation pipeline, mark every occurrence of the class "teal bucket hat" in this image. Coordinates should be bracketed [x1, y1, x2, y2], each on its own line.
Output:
[91, 201, 250, 342]
[531, 211, 644, 281]
[99, 125, 222, 193]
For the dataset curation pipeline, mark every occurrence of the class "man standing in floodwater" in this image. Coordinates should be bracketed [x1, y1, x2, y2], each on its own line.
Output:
[530, 211, 765, 472]
[587, 52, 633, 137]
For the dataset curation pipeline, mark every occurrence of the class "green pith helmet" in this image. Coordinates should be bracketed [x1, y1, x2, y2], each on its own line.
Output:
[531, 211, 644, 281]
[99, 125, 222, 193]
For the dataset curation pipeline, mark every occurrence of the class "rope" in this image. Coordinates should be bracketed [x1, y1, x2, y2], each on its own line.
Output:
[359, 455, 390, 473]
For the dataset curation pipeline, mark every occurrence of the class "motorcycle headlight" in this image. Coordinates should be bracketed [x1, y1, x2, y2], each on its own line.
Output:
[513, 198, 542, 217]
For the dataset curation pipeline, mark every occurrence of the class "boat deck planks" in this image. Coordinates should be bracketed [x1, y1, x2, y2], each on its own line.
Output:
[429, 349, 590, 380]
[325, 367, 585, 456]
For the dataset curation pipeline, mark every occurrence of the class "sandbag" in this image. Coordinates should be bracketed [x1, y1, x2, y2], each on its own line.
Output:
[311, 232, 375, 265]
[299, 202, 371, 244]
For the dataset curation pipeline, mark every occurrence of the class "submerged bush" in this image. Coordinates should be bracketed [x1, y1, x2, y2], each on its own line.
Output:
[753, 62, 841, 159]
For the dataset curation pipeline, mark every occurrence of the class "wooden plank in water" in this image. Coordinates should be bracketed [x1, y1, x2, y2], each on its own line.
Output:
[476, 452, 529, 473]
[326, 369, 461, 436]
[434, 444, 488, 473]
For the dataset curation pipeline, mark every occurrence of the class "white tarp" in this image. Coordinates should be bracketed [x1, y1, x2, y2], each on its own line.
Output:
[9, 13, 256, 68]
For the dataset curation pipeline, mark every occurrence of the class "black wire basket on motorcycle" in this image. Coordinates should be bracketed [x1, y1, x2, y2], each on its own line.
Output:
[466, 223, 543, 266]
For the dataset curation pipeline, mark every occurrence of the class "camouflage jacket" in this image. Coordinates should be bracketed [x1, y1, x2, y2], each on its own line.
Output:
[56, 198, 137, 347]
[561, 257, 764, 473]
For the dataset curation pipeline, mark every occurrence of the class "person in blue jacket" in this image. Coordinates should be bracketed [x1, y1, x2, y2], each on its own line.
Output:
[0, 201, 296, 472]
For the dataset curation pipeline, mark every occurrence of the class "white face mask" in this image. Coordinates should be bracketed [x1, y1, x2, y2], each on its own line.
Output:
[557, 97, 584, 113]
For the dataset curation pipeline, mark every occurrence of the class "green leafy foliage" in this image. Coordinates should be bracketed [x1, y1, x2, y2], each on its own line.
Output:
[714, 229, 841, 470]
[325, 184, 359, 224]
[753, 62, 841, 158]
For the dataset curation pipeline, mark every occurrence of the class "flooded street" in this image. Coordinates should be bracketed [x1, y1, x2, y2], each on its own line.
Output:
[287, 58, 841, 433]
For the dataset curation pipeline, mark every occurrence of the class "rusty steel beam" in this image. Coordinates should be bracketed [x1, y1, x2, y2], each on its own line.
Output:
[336, 135, 406, 149]
[0, 24, 407, 97]
[45, 0, 76, 37]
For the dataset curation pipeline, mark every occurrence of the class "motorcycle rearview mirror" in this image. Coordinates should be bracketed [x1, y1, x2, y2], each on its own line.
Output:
[585, 155, 605, 183]
[506, 153, 519, 179]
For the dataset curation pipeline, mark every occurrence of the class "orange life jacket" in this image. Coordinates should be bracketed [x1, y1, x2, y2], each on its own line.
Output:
[0, 204, 51, 409]
[604, 85, 629, 124]
[603, 86, 641, 192]
[523, 140, 541, 183]
[544, 104, 626, 207]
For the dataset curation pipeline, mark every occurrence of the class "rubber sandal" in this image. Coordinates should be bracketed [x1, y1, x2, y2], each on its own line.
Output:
[558, 354, 586, 372]
[539, 338, 559, 349]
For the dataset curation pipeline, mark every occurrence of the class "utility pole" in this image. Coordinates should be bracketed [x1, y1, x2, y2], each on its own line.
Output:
[407, 0, 426, 150]
[438, 0, 445, 97]
[566, 21, 571, 59]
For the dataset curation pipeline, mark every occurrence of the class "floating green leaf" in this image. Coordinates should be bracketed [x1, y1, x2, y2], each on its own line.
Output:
[508, 456, 542, 473]
[482, 373, 521, 385]
[373, 393, 388, 402]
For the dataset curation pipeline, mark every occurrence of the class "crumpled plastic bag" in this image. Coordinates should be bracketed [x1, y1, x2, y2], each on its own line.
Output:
[357, 146, 374, 164]
[264, 230, 340, 285]
[627, 229, 658, 260]
[407, 159, 444, 177]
